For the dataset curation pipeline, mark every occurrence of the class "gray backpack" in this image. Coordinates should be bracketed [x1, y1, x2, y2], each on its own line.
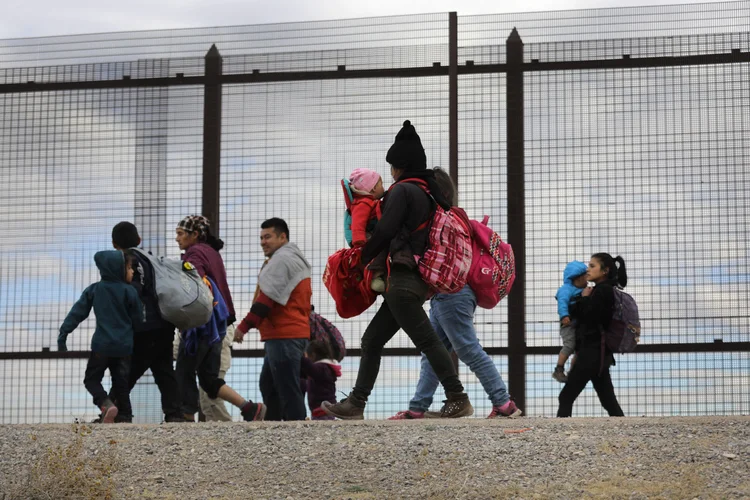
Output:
[132, 249, 214, 331]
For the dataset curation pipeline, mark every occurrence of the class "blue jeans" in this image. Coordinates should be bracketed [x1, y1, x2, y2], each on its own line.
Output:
[409, 286, 510, 412]
[260, 338, 308, 421]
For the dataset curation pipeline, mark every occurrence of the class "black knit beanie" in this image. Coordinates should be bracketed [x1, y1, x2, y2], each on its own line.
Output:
[385, 120, 427, 172]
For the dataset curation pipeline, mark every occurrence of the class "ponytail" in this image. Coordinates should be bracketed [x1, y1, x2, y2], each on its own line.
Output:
[591, 252, 628, 288]
[203, 227, 225, 252]
[614, 255, 628, 288]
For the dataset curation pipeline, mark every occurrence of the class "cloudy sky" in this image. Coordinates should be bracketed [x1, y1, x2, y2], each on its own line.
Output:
[0, 0, 731, 39]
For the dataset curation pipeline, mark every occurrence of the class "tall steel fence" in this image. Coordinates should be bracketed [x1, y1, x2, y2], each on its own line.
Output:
[1, 2, 749, 423]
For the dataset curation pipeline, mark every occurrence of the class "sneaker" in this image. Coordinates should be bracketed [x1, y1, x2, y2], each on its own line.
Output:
[437, 392, 474, 418]
[388, 410, 425, 420]
[100, 399, 118, 424]
[487, 400, 523, 419]
[241, 402, 267, 422]
[320, 392, 365, 420]
[552, 366, 568, 383]
[370, 277, 386, 293]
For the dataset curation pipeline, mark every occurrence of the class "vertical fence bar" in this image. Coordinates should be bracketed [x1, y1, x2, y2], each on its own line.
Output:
[449, 12, 458, 189]
[448, 12, 460, 372]
[506, 28, 526, 412]
[202, 44, 223, 234]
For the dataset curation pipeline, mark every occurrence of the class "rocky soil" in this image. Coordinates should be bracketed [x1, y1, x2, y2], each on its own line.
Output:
[1, 417, 748, 499]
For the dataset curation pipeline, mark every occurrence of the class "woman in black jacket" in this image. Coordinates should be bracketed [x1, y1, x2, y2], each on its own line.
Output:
[322, 120, 472, 420]
[557, 253, 626, 417]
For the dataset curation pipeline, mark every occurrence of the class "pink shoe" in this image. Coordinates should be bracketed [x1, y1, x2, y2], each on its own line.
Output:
[100, 400, 119, 424]
[387, 410, 425, 420]
[487, 400, 522, 419]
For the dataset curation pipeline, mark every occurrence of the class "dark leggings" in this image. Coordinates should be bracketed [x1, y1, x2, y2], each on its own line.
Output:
[557, 347, 624, 417]
[353, 266, 464, 401]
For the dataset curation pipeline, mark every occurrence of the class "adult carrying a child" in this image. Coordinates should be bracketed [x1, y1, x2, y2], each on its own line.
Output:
[557, 253, 628, 418]
[322, 120, 473, 419]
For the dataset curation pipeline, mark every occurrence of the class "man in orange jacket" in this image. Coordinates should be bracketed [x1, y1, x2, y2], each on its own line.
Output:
[235, 218, 312, 420]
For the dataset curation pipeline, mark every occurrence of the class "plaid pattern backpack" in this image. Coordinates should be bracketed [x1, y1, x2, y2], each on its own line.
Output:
[309, 310, 346, 361]
[467, 216, 516, 309]
[401, 179, 473, 295]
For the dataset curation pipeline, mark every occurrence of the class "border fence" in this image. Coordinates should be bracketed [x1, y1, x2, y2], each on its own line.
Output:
[1, 2, 749, 423]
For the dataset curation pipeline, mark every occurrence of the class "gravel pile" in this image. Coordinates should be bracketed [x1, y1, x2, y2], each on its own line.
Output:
[1, 417, 748, 499]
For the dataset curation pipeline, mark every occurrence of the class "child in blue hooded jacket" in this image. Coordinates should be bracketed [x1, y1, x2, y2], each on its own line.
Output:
[58, 250, 144, 423]
[553, 260, 589, 383]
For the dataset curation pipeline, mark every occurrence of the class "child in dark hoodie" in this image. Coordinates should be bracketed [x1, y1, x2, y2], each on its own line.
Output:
[553, 260, 589, 383]
[58, 250, 144, 423]
[301, 340, 342, 420]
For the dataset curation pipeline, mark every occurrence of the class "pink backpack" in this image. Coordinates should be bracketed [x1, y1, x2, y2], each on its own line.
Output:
[467, 216, 515, 309]
[401, 179, 473, 294]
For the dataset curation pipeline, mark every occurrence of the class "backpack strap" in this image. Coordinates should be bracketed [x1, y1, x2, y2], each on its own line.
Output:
[341, 178, 354, 212]
[389, 178, 433, 232]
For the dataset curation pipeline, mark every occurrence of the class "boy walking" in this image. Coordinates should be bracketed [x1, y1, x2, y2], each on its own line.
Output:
[58, 250, 144, 422]
[109, 221, 183, 423]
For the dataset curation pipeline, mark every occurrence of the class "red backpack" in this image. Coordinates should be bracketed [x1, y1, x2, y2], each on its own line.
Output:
[467, 216, 515, 309]
[396, 179, 473, 295]
[322, 247, 377, 319]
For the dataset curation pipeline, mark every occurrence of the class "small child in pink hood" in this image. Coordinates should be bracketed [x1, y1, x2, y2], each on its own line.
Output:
[301, 340, 342, 420]
[347, 168, 387, 292]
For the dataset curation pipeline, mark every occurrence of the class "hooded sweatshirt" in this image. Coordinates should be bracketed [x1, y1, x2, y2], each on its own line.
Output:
[300, 357, 342, 413]
[59, 250, 144, 357]
[555, 260, 588, 320]
[182, 242, 236, 323]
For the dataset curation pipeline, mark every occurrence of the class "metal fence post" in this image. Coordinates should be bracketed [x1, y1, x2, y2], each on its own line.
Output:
[506, 28, 526, 412]
[202, 44, 223, 235]
[449, 12, 458, 190]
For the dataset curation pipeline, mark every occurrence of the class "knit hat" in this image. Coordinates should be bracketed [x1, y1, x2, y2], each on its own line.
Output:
[348, 168, 381, 195]
[385, 120, 427, 172]
[177, 215, 210, 238]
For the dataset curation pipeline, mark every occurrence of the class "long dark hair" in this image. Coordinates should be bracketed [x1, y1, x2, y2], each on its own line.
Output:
[591, 253, 627, 288]
[432, 167, 457, 206]
[202, 227, 224, 252]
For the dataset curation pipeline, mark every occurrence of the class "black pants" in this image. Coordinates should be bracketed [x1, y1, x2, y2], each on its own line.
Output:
[353, 266, 464, 401]
[84, 352, 131, 416]
[111, 328, 180, 420]
[175, 336, 225, 415]
[557, 347, 624, 417]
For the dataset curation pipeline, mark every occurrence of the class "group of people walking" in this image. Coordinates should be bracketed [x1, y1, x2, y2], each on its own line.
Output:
[59, 119, 628, 422]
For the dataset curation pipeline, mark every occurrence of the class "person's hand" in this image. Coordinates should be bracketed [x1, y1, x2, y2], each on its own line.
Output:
[561, 316, 571, 326]
[57, 340, 68, 352]
[582, 287, 593, 297]
[233, 329, 246, 344]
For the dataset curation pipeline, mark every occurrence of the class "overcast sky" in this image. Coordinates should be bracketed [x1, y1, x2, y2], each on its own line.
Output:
[0, 0, 732, 39]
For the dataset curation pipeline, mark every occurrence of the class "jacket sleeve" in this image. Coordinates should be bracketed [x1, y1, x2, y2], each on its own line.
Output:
[350, 199, 375, 247]
[300, 357, 330, 383]
[236, 291, 276, 335]
[127, 288, 145, 326]
[362, 185, 410, 264]
[58, 285, 96, 344]
[556, 287, 572, 319]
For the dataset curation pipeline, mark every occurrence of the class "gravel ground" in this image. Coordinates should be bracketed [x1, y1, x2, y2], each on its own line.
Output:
[1, 417, 748, 499]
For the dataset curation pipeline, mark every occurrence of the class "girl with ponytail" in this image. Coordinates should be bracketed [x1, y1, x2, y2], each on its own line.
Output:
[557, 253, 626, 417]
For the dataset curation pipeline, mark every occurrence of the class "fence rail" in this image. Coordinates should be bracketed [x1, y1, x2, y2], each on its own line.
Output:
[2, 2, 749, 422]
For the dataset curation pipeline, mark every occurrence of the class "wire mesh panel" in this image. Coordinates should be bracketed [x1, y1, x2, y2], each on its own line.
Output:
[526, 352, 750, 417]
[220, 76, 450, 420]
[524, 56, 750, 350]
[0, 82, 203, 422]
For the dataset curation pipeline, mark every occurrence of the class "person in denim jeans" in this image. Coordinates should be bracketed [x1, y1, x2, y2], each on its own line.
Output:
[389, 168, 522, 420]
[322, 121, 473, 420]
